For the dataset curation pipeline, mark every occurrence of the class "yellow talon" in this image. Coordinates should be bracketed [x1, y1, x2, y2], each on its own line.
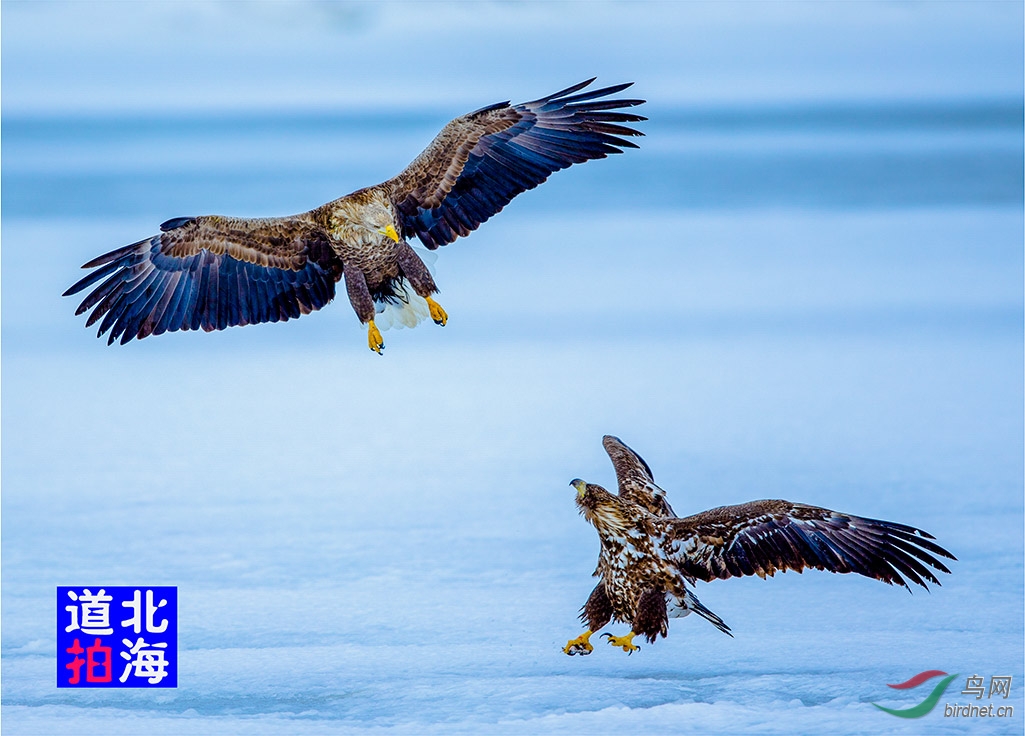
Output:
[367, 320, 384, 354]
[603, 631, 640, 654]
[563, 629, 594, 656]
[425, 296, 447, 326]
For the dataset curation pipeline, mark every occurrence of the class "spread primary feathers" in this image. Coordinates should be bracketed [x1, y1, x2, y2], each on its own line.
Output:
[63, 79, 645, 352]
[564, 436, 956, 655]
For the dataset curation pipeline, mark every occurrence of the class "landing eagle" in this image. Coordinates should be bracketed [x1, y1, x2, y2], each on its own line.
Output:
[63, 80, 645, 353]
[563, 436, 955, 655]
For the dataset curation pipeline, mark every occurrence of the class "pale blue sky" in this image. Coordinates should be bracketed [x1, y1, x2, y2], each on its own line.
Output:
[3, 1, 1022, 115]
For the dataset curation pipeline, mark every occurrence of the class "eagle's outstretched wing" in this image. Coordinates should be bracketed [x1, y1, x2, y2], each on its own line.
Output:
[63, 216, 341, 345]
[667, 500, 955, 590]
[383, 78, 645, 249]
[602, 435, 675, 517]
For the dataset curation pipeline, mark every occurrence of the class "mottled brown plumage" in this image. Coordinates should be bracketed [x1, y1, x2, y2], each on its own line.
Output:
[602, 434, 675, 517]
[563, 436, 955, 656]
[64, 79, 645, 352]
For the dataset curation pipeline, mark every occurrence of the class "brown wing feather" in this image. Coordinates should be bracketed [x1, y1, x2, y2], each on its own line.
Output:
[666, 500, 956, 590]
[64, 215, 341, 344]
[602, 435, 676, 517]
[385, 106, 521, 216]
[383, 78, 645, 249]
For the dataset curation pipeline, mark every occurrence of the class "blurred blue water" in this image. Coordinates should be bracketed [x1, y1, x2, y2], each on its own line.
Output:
[3, 100, 1021, 221]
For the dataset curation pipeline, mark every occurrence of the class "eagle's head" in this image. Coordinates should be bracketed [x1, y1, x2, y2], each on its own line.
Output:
[572, 479, 634, 535]
[359, 202, 401, 243]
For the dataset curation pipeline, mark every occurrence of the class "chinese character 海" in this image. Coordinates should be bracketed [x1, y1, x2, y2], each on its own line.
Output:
[962, 675, 985, 699]
[119, 637, 170, 684]
[121, 589, 168, 634]
[65, 589, 114, 635]
[989, 676, 1013, 699]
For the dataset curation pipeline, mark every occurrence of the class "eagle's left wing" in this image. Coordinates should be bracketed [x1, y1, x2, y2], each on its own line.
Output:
[667, 500, 955, 590]
[63, 215, 340, 345]
[602, 435, 675, 517]
[382, 78, 645, 249]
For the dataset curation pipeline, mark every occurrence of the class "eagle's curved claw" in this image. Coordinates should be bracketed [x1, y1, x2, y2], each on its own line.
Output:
[367, 320, 385, 354]
[603, 632, 640, 654]
[563, 630, 594, 656]
[425, 296, 447, 326]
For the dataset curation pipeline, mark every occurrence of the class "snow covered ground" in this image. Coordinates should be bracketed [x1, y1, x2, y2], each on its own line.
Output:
[3, 2, 1023, 734]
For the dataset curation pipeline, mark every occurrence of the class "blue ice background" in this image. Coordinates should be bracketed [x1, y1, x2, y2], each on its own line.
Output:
[2, 2, 1023, 734]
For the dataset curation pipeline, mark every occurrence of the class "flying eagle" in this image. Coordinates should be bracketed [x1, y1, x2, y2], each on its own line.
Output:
[563, 436, 956, 655]
[63, 79, 645, 353]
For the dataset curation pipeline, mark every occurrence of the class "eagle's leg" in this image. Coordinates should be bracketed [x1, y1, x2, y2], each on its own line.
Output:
[564, 583, 613, 656]
[563, 630, 595, 656]
[343, 263, 384, 354]
[425, 297, 447, 327]
[604, 589, 667, 654]
[395, 242, 447, 326]
[603, 631, 640, 654]
[633, 588, 669, 644]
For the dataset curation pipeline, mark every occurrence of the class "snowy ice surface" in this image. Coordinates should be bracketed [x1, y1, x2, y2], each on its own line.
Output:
[3, 2, 1023, 734]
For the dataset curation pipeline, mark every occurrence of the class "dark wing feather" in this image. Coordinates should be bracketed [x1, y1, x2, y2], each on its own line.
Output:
[384, 78, 645, 249]
[64, 216, 341, 344]
[666, 500, 956, 591]
[579, 583, 614, 632]
[633, 588, 669, 643]
[602, 435, 676, 517]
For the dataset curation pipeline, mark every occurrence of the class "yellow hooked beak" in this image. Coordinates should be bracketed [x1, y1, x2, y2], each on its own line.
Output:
[571, 479, 587, 498]
[378, 224, 400, 243]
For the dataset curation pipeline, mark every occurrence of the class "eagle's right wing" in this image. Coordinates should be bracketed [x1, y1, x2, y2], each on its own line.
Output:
[602, 435, 676, 517]
[64, 215, 342, 344]
[667, 500, 955, 590]
[382, 79, 645, 249]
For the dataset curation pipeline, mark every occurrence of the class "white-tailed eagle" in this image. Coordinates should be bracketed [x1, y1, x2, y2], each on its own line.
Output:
[563, 436, 955, 655]
[63, 80, 645, 353]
